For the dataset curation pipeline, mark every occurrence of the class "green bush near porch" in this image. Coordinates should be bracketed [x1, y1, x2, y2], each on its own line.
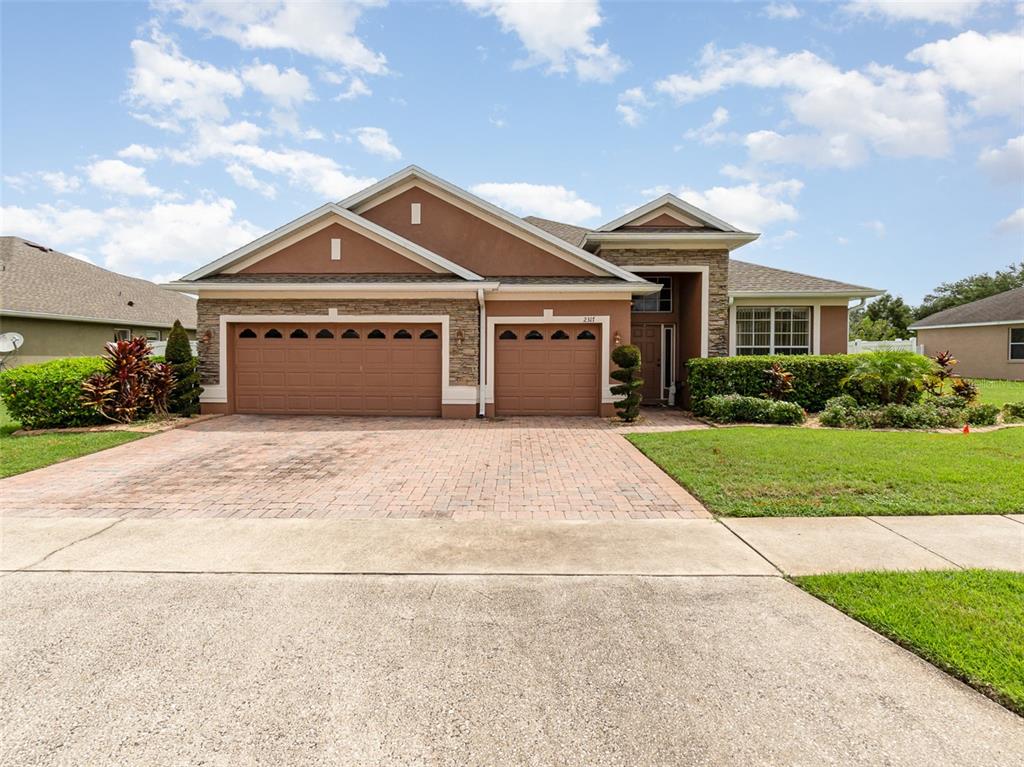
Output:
[688, 355, 861, 412]
[0, 357, 106, 429]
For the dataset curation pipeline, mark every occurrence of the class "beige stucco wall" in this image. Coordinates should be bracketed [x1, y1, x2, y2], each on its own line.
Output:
[916, 325, 1024, 380]
[0, 316, 194, 367]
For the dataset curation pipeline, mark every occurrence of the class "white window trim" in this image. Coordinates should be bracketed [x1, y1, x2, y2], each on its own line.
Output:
[731, 305, 814, 356]
[410, 202, 421, 225]
[114, 327, 131, 341]
[205, 313, 476, 406]
[1010, 326, 1024, 362]
[620, 264, 709, 358]
[330, 238, 341, 261]
[484, 313, 612, 404]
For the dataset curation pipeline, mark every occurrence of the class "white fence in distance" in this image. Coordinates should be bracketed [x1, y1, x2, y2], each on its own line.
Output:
[149, 340, 199, 357]
[847, 338, 921, 354]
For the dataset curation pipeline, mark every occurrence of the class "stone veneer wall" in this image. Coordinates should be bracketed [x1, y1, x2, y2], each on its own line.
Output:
[196, 298, 479, 386]
[598, 249, 730, 357]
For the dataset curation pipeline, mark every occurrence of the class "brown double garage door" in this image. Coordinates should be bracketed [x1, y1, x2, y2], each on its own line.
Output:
[232, 322, 442, 416]
[230, 321, 602, 417]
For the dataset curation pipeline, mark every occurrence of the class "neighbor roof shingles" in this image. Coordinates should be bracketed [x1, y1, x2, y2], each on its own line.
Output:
[0, 237, 197, 328]
[910, 286, 1024, 328]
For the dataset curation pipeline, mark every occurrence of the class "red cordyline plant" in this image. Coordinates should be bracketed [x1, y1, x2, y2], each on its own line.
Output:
[763, 361, 795, 401]
[81, 337, 175, 423]
[923, 350, 977, 402]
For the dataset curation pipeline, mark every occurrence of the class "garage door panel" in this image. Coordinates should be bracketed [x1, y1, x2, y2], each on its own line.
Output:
[232, 322, 442, 416]
[494, 324, 600, 416]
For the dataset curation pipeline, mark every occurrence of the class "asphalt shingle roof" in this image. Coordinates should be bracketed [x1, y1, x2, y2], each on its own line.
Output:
[910, 286, 1024, 328]
[0, 237, 197, 328]
[523, 216, 590, 248]
[192, 273, 467, 283]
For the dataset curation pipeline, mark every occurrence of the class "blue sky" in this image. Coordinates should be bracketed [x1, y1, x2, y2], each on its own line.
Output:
[2, 0, 1022, 303]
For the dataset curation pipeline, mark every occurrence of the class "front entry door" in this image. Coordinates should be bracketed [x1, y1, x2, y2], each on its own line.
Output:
[631, 324, 662, 401]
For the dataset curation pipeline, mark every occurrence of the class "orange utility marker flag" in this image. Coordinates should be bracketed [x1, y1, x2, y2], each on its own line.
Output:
[963, 423, 970, 434]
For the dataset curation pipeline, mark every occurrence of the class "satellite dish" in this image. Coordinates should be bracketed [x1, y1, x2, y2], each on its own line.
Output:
[0, 333, 23, 353]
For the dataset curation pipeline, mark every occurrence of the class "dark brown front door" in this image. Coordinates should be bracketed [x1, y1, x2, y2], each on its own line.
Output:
[231, 322, 442, 416]
[632, 323, 662, 401]
[494, 324, 600, 415]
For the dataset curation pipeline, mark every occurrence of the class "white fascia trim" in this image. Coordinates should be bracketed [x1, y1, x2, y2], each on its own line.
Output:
[585, 231, 759, 250]
[0, 309, 195, 330]
[596, 193, 742, 233]
[621, 264, 710, 358]
[494, 283, 660, 294]
[182, 203, 483, 282]
[909, 319, 1024, 331]
[163, 281, 498, 293]
[339, 165, 644, 283]
[208, 313, 470, 405]
[730, 290, 880, 299]
[484, 313, 614, 405]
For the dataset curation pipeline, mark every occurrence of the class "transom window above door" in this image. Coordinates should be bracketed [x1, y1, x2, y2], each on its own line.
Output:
[632, 276, 672, 313]
[735, 306, 810, 355]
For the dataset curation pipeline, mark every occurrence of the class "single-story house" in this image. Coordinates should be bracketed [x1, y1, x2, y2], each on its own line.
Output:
[164, 166, 879, 417]
[0, 237, 197, 366]
[909, 287, 1024, 380]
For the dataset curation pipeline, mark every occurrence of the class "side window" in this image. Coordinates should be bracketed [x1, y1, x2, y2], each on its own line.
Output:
[289, 328, 308, 339]
[341, 329, 360, 339]
[239, 328, 257, 338]
[499, 330, 517, 340]
[368, 329, 386, 339]
[114, 328, 131, 341]
[315, 329, 334, 339]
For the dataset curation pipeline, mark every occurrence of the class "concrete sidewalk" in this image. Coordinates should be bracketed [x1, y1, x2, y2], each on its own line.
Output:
[0, 517, 776, 576]
[723, 514, 1024, 576]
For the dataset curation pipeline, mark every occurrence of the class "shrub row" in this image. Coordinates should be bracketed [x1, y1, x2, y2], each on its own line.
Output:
[688, 355, 864, 412]
[1003, 401, 1024, 422]
[819, 395, 1001, 430]
[697, 394, 805, 425]
[0, 357, 106, 429]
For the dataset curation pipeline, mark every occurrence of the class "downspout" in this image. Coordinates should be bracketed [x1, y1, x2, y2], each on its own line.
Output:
[477, 288, 487, 417]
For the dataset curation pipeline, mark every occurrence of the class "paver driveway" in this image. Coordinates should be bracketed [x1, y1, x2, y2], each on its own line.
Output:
[1, 413, 709, 520]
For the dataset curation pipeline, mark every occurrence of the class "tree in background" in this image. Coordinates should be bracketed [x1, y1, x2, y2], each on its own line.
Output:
[849, 292, 914, 339]
[915, 262, 1024, 320]
[165, 319, 202, 416]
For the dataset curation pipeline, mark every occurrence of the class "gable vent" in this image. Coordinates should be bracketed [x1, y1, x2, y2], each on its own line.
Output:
[411, 202, 421, 225]
[331, 238, 341, 261]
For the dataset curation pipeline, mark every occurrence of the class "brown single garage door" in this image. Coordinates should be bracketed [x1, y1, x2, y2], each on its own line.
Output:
[494, 324, 601, 415]
[232, 322, 442, 416]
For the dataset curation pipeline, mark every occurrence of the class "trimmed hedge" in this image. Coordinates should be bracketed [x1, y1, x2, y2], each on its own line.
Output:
[698, 394, 805, 425]
[689, 355, 861, 412]
[0, 357, 106, 428]
[819, 395, 1001, 430]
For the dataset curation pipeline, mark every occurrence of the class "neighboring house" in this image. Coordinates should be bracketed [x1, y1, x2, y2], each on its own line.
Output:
[0, 237, 197, 366]
[165, 166, 879, 418]
[909, 287, 1024, 380]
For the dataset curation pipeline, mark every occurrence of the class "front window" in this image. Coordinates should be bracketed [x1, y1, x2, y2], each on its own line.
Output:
[1010, 328, 1024, 360]
[633, 276, 672, 313]
[113, 328, 131, 341]
[144, 329, 161, 341]
[735, 307, 811, 355]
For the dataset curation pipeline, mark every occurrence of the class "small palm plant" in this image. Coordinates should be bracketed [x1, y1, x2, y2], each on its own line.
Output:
[841, 350, 936, 405]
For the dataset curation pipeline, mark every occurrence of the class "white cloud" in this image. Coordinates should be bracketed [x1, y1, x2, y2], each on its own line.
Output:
[224, 145, 376, 198]
[844, 1, 988, 25]
[469, 182, 602, 224]
[862, 219, 886, 237]
[763, 2, 801, 20]
[996, 207, 1024, 233]
[352, 127, 401, 160]
[908, 31, 1024, 117]
[86, 159, 163, 197]
[616, 86, 650, 126]
[766, 228, 799, 249]
[671, 179, 804, 231]
[127, 32, 244, 127]
[160, 0, 388, 74]
[241, 60, 313, 108]
[226, 163, 277, 198]
[4, 171, 82, 194]
[684, 106, 730, 145]
[837, 236, 850, 245]
[333, 76, 372, 101]
[117, 144, 160, 162]
[463, 0, 625, 82]
[1, 198, 263, 280]
[978, 135, 1024, 183]
[655, 43, 950, 167]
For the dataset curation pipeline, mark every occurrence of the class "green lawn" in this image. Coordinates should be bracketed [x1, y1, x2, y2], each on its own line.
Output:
[627, 427, 1024, 517]
[0, 430, 145, 478]
[975, 379, 1024, 407]
[796, 570, 1024, 716]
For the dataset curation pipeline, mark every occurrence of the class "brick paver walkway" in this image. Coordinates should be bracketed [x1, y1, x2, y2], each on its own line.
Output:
[1, 411, 709, 520]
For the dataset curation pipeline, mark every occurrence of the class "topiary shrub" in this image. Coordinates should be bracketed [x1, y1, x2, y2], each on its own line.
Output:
[965, 403, 1000, 426]
[699, 394, 805, 425]
[164, 319, 202, 416]
[610, 344, 643, 422]
[0, 357, 107, 429]
[688, 355, 860, 413]
[1002, 401, 1024, 423]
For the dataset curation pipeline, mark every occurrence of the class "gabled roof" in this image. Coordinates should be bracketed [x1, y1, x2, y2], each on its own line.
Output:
[0, 237, 197, 328]
[596, 193, 743, 233]
[523, 217, 590, 248]
[909, 286, 1024, 329]
[339, 165, 644, 283]
[728, 260, 879, 297]
[180, 203, 483, 282]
